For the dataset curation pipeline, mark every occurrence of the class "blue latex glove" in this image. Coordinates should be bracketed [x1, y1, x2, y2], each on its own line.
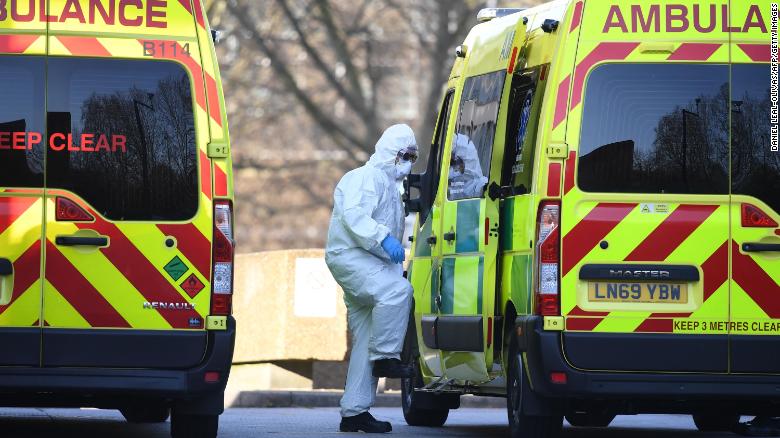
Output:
[381, 235, 405, 264]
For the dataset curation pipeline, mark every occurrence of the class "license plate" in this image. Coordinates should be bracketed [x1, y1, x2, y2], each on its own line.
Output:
[588, 282, 687, 304]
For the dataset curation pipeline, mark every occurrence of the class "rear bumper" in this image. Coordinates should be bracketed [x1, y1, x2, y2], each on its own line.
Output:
[0, 317, 236, 408]
[517, 316, 780, 401]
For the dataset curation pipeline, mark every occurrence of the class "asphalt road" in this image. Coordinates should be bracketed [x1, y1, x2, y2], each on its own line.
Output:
[0, 407, 747, 437]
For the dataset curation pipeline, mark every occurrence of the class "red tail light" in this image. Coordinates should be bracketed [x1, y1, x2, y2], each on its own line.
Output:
[56, 197, 94, 222]
[211, 200, 234, 315]
[742, 204, 778, 228]
[550, 372, 568, 385]
[535, 201, 561, 316]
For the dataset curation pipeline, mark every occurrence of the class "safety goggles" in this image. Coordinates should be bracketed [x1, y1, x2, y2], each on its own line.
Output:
[397, 148, 418, 164]
[450, 155, 464, 169]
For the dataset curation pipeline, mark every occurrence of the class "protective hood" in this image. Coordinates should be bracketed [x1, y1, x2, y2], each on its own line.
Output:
[367, 124, 418, 179]
[452, 133, 485, 180]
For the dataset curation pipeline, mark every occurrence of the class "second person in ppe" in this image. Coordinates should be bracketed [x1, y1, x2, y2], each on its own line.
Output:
[448, 133, 489, 200]
[325, 124, 418, 434]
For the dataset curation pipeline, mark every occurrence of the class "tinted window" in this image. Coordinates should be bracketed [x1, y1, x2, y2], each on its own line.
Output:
[578, 64, 729, 194]
[0, 57, 45, 188]
[502, 65, 547, 193]
[732, 64, 780, 214]
[448, 70, 505, 200]
[47, 58, 198, 220]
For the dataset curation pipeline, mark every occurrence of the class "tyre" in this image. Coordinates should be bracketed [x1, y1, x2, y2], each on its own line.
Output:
[692, 414, 740, 432]
[400, 299, 449, 427]
[401, 362, 450, 427]
[565, 412, 616, 428]
[170, 411, 218, 438]
[507, 343, 563, 438]
[120, 405, 170, 423]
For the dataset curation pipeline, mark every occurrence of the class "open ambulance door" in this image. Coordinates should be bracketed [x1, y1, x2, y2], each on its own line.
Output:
[432, 19, 526, 383]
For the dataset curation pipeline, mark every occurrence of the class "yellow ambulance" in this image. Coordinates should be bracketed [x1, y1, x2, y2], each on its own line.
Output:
[0, 1, 234, 437]
[402, 1, 778, 436]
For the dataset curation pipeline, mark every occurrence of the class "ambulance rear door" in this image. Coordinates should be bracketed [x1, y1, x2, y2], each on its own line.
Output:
[560, 1, 732, 373]
[0, 14, 48, 367]
[728, 2, 780, 373]
[41, 0, 215, 368]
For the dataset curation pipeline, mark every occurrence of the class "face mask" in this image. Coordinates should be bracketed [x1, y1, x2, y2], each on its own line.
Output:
[449, 168, 463, 180]
[395, 160, 413, 180]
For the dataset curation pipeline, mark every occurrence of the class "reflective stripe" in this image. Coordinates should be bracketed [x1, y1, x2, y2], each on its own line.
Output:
[667, 43, 722, 61]
[455, 200, 480, 253]
[2, 242, 41, 319]
[0, 35, 39, 53]
[563, 151, 576, 195]
[76, 219, 202, 329]
[561, 203, 636, 276]
[733, 240, 780, 319]
[157, 223, 212, 279]
[46, 241, 131, 328]
[570, 42, 640, 111]
[625, 205, 719, 262]
[214, 163, 229, 197]
[441, 259, 455, 314]
[57, 36, 111, 57]
[738, 44, 770, 62]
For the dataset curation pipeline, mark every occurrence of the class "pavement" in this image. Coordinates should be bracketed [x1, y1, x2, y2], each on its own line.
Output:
[0, 407, 751, 438]
[230, 390, 505, 409]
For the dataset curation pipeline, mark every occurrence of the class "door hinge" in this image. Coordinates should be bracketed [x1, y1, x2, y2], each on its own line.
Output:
[543, 316, 564, 331]
[207, 315, 228, 331]
[545, 143, 568, 159]
[208, 141, 230, 158]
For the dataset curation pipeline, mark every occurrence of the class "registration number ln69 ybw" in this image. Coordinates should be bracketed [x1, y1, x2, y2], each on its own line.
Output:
[588, 282, 687, 304]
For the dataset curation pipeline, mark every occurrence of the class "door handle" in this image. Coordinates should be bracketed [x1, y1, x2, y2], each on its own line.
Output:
[55, 236, 109, 247]
[443, 232, 456, 242]
[742, 243, 780, 253]
[0, 258, 12, 306]
[426, 235, 437, 245]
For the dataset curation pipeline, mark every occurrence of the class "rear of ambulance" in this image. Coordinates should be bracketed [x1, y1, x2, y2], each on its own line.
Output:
[0, 1, 234, 437]
[525, 0, 780, 415]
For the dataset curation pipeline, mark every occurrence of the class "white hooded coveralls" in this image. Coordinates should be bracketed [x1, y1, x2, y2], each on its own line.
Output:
[325, 124, 416, 418]
[448, 133, 489, 200]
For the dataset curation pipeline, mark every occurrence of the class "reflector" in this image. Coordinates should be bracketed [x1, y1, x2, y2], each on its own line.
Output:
[56, 197, 94, 222]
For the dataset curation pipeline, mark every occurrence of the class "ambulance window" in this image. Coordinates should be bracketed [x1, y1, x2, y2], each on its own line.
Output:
[502, 65, 547, 193]
[46, 58, 198, 221]
[449, 70, 506, 201]
[417, 90, 454, 224]
[578, 64, 729, 195]
[0, 57, 45, 188]
[731, 63, 780, 214]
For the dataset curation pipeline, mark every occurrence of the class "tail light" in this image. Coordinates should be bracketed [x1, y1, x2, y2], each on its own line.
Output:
[535, 201, 561, 316]
[56, 197, 94, 222]
[742, 204, 778, 228]
[211, 200, 234, 315]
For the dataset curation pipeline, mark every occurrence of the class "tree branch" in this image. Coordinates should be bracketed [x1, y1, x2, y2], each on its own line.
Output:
[312, 0, 366, 110]
[227, 0, 370, 160]
[274, 0, 369, 117]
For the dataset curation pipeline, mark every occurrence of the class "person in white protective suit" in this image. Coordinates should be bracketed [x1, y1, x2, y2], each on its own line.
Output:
[448, 133, 489, 200]
[325, 124, 418, 434]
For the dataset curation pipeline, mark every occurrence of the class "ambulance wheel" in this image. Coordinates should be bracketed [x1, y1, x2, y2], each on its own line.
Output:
[120, 405, 170, 423]
[401, 362, 449, 427]
[170, 412, 218, 438]
[565, 412, 616, 427]
[692, 414, 740, 432]
[507, 344, 562, 438]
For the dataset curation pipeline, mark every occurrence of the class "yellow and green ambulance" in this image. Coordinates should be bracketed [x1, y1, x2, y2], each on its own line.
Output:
[0, 1, 234, 437]
[402, 1, 778, 436]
